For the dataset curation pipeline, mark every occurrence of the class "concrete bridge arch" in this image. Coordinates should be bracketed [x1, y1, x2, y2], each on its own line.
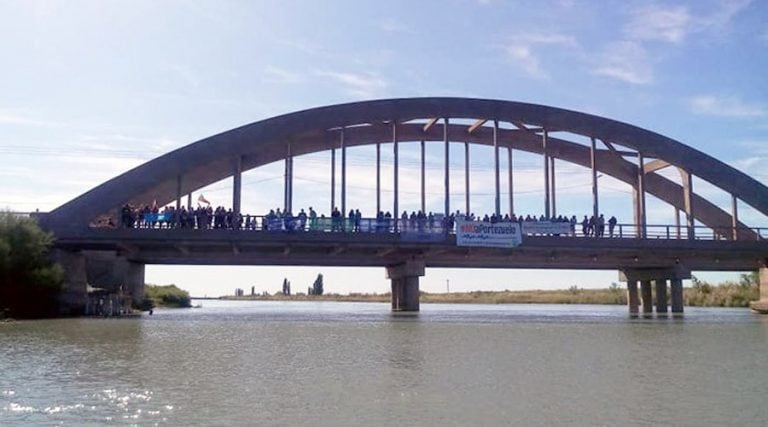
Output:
[42, 97, 768, 241]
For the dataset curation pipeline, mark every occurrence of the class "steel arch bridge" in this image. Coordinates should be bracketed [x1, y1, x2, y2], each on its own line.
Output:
[38, 97, 768, 314]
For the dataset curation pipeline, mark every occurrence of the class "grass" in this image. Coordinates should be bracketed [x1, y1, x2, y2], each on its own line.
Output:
[221, 273, 760, 308]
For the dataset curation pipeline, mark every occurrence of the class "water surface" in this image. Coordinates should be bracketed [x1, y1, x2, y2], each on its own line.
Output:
[2, 300, 767, 426]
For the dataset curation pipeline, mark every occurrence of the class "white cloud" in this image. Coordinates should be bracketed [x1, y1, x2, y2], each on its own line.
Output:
[688, 95, 767, 117]
[262, 65, 304, 84]
[698, 0, 753, 30]
[0, 110, 63, 127]
[504, 33, 578, 79]
[592, 41, 653, 85]
[625, 5, 691, 44]
[315, 70, 388, 98]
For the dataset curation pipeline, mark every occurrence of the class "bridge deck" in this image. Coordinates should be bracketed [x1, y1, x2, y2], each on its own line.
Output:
[52, 227, 767, 271]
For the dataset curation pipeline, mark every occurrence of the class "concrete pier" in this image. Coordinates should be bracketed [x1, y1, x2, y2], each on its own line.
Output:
[52, 249, 88, 316]
[670, 278, 684, 313]
[84, 251, 145, 306]
[750, 266, 768, 314]
[621, 267, 690, 315]
[640, 280, 653, 314]
[626, 280, 639, 315]
[386, 261, 425, 312]
[655, 279, 668, 314]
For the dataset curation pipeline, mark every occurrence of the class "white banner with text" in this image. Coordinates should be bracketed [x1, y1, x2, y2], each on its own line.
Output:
[456, 220, 522, 248]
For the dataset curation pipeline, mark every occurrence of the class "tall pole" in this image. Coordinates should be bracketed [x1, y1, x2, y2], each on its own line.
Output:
[420, 140, 426, 213]
[590, 137, 599, 225]
[283, 151, 290, 213]
[508, 147, 514, 216]
[393, 122, 399, 231]
[682, 169, 695, 240]
[233, 157, 242, 216]
[731, 194, 739, 240]
[330, 146, 336, 214]
[376, 142, 381, 214]
[494, 119, 500, 216]
[636, 152, 647, 238]
[176, 174, 183, 212]
[543, 129, 550, 218]
[464, 141, 470, 215]
[550, 156, 556, 217]
[340, 128, 346, 217]
[187, 193, 192, 210]
[444, 117, 450, 216]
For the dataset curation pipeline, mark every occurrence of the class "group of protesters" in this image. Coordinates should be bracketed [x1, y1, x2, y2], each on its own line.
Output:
[119, 202, 618, 237]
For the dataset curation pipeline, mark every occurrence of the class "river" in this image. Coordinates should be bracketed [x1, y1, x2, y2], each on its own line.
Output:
[1, 300, 767, 426]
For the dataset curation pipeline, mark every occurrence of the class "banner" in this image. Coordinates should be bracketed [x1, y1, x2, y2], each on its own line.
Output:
[521, 221, 572, 235]
[456, 220, 522, 248]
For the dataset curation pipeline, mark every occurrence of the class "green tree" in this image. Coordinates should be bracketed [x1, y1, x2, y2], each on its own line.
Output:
[144, 284, 192, 308]
[0, 212, 64, 318]
[312, 273, 324, 296]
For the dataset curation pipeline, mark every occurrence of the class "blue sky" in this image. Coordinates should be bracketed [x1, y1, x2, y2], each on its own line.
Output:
[1, 0, 766, 296]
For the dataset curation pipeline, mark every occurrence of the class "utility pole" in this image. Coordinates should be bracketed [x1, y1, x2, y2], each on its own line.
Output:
[446, 279, 450, 294]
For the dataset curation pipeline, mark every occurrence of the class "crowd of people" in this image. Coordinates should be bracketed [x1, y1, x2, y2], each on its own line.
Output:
[119, 203, 619, 237]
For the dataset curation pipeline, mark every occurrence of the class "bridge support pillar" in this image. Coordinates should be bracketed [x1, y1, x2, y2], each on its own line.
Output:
[670, 278, 684, 313]
[621, 267, 690, 316]
[655, 279, 668, 314]
[52, 249, 88, 316]
[640, 280, 653, 314]
[750, 266, 768, 314]
[626, 280, 639, 315]
[84, 251, 145, 308]
[386, 260, 425, 312]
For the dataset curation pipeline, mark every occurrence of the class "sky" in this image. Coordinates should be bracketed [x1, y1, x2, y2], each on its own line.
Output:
[1, 0, 767, 297]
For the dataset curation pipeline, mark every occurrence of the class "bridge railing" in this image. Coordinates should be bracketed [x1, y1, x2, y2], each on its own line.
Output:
[104, 213, 767, 242]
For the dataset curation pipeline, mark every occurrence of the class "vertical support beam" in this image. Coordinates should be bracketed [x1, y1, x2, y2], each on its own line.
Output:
[233, 156, 243, 217]
[186, 193, 192, 210]
[340, 128, 346, 218]
[627, 280, 639, 315]
[175, 174, 182, 212]
[590, 138, 599, 225]
[376, 142, 381, 214]
[464, 140, 470, 215]
[670, 278, 684, 313]
[549, 156, 556, 217]
[675, 208, 681, 239]
[655, 279, 668, 313]
[681, 169, 695, 240]
[543, 129, 550, 218]
[508, 147, 514, 215]
[330, 146, 336, 214]
[420, 140, 426, 214]
[641, 280, 653, 313]
[284, 148, 292, 214]
[731, 194, 739, 240]
[635, 152, 647, 239]
[444, 117, 450, 216]
[393, 122, 399, 231]
[494, 120, 501, 216]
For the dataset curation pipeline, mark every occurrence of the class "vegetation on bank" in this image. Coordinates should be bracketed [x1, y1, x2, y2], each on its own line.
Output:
[142, 284, 192, 309]
[223, 273, 761, 308]
[0, 212, 64, 318]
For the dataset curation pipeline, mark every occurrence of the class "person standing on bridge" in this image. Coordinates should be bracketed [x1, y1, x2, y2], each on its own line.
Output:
[608, 215, 617, 238]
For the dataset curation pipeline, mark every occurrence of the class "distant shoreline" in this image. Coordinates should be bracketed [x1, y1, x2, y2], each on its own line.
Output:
[202, 288, 629, 305]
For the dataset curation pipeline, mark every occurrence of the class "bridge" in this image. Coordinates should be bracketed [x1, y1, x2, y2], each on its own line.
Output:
[37, 97, 768, 314]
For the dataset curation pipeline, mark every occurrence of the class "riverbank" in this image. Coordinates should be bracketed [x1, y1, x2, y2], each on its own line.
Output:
[221, 287, 628, 305]
[219, 277, 759, 307]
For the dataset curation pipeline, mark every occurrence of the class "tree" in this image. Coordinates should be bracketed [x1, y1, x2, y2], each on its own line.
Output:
[312, 273, 324, 296]
[0, 212, 64, 318]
